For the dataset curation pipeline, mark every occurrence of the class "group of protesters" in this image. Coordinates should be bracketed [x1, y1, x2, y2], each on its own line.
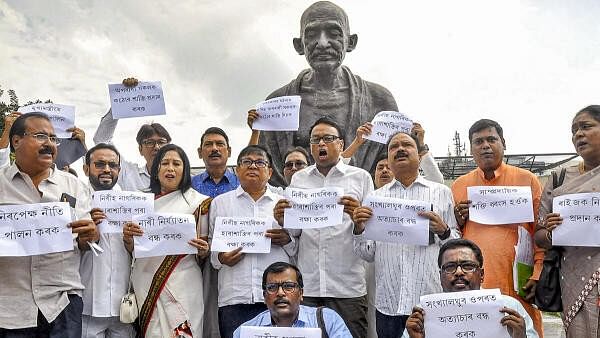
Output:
[0, 78, 599, 338]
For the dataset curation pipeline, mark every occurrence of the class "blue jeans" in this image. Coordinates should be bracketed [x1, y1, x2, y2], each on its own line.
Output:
[376, 310, 408, 338]
[0, 294, 83, 338]
[218, 303, 267, 338]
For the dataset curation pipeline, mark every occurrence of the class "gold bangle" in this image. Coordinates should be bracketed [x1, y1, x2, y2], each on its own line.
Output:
[545, 229, 552, 242]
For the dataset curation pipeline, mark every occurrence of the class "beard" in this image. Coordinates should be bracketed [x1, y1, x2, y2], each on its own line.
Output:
[89, 175, 117, 191]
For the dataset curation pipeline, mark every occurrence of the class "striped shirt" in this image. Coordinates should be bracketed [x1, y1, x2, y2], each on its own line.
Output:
[354, 176, 460, 315]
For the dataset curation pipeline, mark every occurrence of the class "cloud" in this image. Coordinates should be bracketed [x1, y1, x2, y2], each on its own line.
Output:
[1, 0, 599, 169]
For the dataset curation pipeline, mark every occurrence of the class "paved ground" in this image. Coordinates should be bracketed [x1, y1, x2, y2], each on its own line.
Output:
[543, 313, 566, 338]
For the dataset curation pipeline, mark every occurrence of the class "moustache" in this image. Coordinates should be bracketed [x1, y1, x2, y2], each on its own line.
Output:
[208, 151, 221, 157]
[39, 147, 54, 155]
[394, 151, 408, 160]
[310, 49, 339, 58]
[452, 278, 470, 286]
[274, 298, 290, 306]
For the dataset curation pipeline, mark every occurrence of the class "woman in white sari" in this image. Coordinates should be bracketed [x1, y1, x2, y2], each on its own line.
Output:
[124, 144, 210, 338]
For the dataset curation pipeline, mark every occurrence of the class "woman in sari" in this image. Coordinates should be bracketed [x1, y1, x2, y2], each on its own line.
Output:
[123, 144, 210, 338]
[534, 105, 600, 337]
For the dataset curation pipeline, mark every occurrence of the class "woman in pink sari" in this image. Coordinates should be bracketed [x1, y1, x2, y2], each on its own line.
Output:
[124, 144, 210, 338]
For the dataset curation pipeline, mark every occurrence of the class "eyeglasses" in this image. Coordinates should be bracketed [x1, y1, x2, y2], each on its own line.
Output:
[264, 282, 301, 295]
[309, 135, 340, 144]
[23, 132, 60, 145]
[440, 261, 480, 274]
[239, 158, 269, 168]
[141, 139, 168, 148]
[93, 161, 120, 170]
[284, 160, 307, 169]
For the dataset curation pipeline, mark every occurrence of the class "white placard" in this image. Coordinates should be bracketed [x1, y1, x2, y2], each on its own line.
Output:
[362, 195, 430, 245]
[108, 81, 166, 119]
[364, 111, 413, 144]
[552, 192, 600, 247]
[0, 202, 74, 256]
[420, 289, 509, 338]
[132, 212, 196, 258]
[284, 187, 344, 229]
[92, 191, 154, 234]
[239, 326, 321, 338]
[252, 95, 301, 131]
[19, 103, 75, 138]
[467, 186, 534, 225]
[211, 217, 272, 253]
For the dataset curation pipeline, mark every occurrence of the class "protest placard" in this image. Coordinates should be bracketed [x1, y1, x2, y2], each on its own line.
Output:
[284, 187, 344, 229]
[364, 111, 413, 144]
[419, 289, 509, 338]
[467, 186, 533, 225]
[513, 227, 534, 296]
[0, 202, 73, 256]
[19, 103, 75, 138]
[108, 81, 166, 119]
[252, 95, 301, 131]
[133, 212, 197, 258]
[211, 217, 272, 253]
[239, 326, 321, 338]
[552, 192, 600, 247]
[362, 195, 430, 245]
[91, 191, 154, 234]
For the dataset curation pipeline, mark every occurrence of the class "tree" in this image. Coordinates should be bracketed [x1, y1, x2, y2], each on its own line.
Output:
[0, 85, 53, 134]
[0, 86, 20, 134]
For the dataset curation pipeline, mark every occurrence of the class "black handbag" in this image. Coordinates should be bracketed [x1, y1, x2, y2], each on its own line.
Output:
[534, 247, 563, 311]
[533, 168, 566, 312]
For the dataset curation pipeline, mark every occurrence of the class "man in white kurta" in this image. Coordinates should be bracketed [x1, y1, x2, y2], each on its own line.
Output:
[209, 145, 296, 338]
[80, 143, 134, 338]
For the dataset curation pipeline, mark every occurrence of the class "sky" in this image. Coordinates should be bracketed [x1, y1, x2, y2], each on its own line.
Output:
[1, 0, 599, 169]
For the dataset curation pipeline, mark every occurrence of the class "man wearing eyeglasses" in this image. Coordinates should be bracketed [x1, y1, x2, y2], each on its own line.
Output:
[351, 131, 459, 338]
[79, 143, 135, 338]
[233, 262, 351, 338]
[403, 239, 538, 338]
[282, 147, 310, 186]
[93, 77, 171, 191]
[0, 112, 99, 337]
[209, 145, 297, 338]
[274, 117, 374, 338]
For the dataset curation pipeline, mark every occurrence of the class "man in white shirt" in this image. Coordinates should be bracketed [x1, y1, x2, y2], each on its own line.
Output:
[80, 143, 134, 338]
[274, 117, 374, 338]
[209, 145, 296, 338]
[403, 238, 538, 338]
[352, 131, 460, 338]
[93, 78, 171, 191]
[0, 112, 98, 337]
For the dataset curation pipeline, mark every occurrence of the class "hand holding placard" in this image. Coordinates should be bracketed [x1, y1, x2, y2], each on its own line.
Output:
[108, 81, 166, 119]
[252, 96, 301, 131]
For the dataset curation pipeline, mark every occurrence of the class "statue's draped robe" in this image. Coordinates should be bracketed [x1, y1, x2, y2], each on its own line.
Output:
[260, 66, 398, 186]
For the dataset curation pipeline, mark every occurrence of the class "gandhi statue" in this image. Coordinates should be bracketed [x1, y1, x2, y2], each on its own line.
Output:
[260, 1, 398, 186]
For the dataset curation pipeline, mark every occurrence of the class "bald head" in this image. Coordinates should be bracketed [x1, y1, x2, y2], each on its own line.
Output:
[300, 1, 350, 36]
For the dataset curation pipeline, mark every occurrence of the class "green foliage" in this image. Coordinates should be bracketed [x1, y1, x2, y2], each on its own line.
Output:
[0, 85, 52, 134]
